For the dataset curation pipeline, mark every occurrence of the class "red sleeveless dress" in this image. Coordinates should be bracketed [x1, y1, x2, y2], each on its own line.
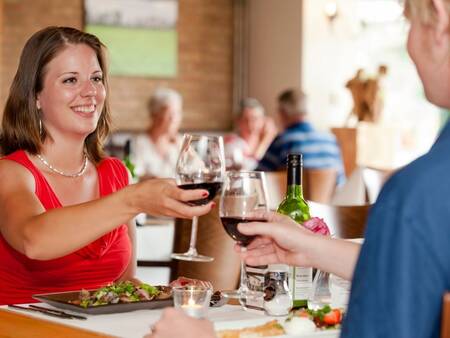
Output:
[0, 150, 131, 304]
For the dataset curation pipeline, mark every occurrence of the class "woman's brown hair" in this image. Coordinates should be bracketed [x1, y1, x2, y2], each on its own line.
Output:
[0, 26, 111, 163]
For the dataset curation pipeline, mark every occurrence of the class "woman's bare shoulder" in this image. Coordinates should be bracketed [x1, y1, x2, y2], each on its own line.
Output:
[0, 158, 35, 192]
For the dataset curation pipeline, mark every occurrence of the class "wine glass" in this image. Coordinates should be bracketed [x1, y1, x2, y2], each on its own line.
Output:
[219, 171, 269, 301]
[308, 269, 332, 310]
[171, 134, 225, 262]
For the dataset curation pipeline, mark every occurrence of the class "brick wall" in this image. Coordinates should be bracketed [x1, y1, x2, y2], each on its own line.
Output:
[1, 0, 83, 118]
[0, 0, 234, 131]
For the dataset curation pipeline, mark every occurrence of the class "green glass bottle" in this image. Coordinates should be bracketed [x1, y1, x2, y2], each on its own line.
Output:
[277, 153, 311, 222]
[277, 153, 312, 308]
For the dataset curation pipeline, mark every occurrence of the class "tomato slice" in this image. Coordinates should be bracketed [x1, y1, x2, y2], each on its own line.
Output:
[322, 309, 342, 325]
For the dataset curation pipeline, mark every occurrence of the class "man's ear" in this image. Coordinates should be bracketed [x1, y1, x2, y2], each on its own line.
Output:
[431, 0, 450, 46]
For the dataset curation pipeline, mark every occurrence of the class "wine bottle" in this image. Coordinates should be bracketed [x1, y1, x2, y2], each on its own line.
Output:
[277, 153, 312, 308]
[277, 153, 310, 222]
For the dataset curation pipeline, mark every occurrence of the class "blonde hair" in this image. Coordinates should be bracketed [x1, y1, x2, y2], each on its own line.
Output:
[239, 98, 265, 117]
[405, 0, 450, 26]
[148, 88, 182, 117]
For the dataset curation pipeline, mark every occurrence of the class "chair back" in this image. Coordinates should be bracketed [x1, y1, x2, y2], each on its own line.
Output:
[331, 127, 357, 177]
[172, 201, 241, 290]
[264, 171, 287, 210]
[442, 292, 450, 338]
[264, 168, 337, 209]
[308, 201, 371, 238]
[303, 168, 337, 203]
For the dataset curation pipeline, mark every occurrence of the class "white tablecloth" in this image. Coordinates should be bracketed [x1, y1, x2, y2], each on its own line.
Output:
[3, 304, 339, 338]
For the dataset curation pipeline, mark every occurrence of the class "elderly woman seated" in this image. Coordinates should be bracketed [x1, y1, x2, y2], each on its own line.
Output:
[224, 98, 277, 170]
[132, 87, 183, 179]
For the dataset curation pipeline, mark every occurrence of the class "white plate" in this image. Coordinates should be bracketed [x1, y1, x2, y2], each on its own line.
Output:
[214, 318, 340, 338]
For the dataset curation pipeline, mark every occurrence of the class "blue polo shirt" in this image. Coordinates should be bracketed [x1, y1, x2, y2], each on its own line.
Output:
[341, 122, 450, 338]
[257, 121, 345, 185]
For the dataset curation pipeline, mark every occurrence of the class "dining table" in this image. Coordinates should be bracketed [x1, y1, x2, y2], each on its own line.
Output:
[0, 302, 340, 338]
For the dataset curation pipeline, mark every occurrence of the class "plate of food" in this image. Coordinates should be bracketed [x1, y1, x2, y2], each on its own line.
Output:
[33, 281, 173, 315]
[215, 305, 342, 338]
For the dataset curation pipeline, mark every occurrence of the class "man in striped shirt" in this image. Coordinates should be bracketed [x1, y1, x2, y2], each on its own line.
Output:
[257, 89, 345, 186]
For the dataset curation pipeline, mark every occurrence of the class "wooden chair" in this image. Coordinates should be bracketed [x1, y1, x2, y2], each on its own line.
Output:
[264, 171, 287, 210]
[303, 168, 337, 204]
[264, 168, 337, 208]
[331, 127, 357, 178]
[308, 201, 371, 238]
[442, 292, 450, 338]
[171, 200, 241, 290]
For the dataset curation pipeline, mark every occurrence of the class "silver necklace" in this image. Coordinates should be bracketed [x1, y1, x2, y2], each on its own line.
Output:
[36, 153, 88, 178]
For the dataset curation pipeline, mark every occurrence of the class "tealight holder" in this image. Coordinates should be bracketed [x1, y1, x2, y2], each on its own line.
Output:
[172, 285, 212, 318]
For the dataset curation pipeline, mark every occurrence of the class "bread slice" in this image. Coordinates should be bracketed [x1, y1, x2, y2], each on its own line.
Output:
[217, 320, 285, 338]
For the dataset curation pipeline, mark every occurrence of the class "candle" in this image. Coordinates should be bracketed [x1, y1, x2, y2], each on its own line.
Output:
[181, 304, 205, 318]
[173, 286, 212, 318]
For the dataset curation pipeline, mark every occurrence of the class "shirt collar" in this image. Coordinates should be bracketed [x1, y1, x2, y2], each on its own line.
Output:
[286, 121, 314, 132]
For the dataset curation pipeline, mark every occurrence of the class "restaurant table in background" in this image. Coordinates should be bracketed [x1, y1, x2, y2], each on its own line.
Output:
[135, 217, 175, 285]
[0, 304, 339, 338]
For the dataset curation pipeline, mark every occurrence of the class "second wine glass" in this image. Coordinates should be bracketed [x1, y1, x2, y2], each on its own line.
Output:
[219, 171, 269, 303]
[171, 134, 225, 262]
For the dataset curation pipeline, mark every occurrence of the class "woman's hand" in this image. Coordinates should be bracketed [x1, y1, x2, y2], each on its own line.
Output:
[255, 116, 277, 159]
[144, 308, 215, 338]
[132, 179, 214, 219]
[169, 277, 213, 290]
[261, 116, 277, 139]
[235, 211, 318, 267]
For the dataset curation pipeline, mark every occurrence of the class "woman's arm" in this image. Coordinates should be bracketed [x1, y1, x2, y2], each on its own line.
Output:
[0, 160, 213, 261]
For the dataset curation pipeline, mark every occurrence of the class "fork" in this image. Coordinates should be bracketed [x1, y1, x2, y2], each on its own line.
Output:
[8, 304, 87, 320]
[29, 304, 87, 320]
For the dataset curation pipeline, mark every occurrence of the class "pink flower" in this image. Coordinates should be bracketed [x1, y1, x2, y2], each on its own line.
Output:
[303, 217, 330, 236]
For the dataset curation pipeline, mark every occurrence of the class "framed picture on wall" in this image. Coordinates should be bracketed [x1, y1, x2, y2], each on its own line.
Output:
[84, 0, 178, 77]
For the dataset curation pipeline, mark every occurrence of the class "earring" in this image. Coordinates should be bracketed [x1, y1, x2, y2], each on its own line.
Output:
[36, 100, 43, 136]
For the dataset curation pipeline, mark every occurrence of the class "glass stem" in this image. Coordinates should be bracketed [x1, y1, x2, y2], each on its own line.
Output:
[239, 259, 248, 292]
[188, 216, 199, 252]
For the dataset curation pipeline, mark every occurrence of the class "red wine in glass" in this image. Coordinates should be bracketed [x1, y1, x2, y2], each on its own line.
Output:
[220, 217, 267, 246]
[171, 134, 225, 263]
[218, 171, 269, 301]
[179, 182, 222, 206]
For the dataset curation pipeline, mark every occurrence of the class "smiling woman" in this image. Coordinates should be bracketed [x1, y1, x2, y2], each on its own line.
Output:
[36, 44, 106, 140]
[1, 27, 110, 162]
[0, 26, 215, 305]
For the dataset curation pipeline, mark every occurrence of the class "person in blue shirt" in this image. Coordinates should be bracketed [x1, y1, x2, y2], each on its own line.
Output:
[239, 0, 450, 336]
[257, 88, 345, 186]
[145, 0, 450, 337]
